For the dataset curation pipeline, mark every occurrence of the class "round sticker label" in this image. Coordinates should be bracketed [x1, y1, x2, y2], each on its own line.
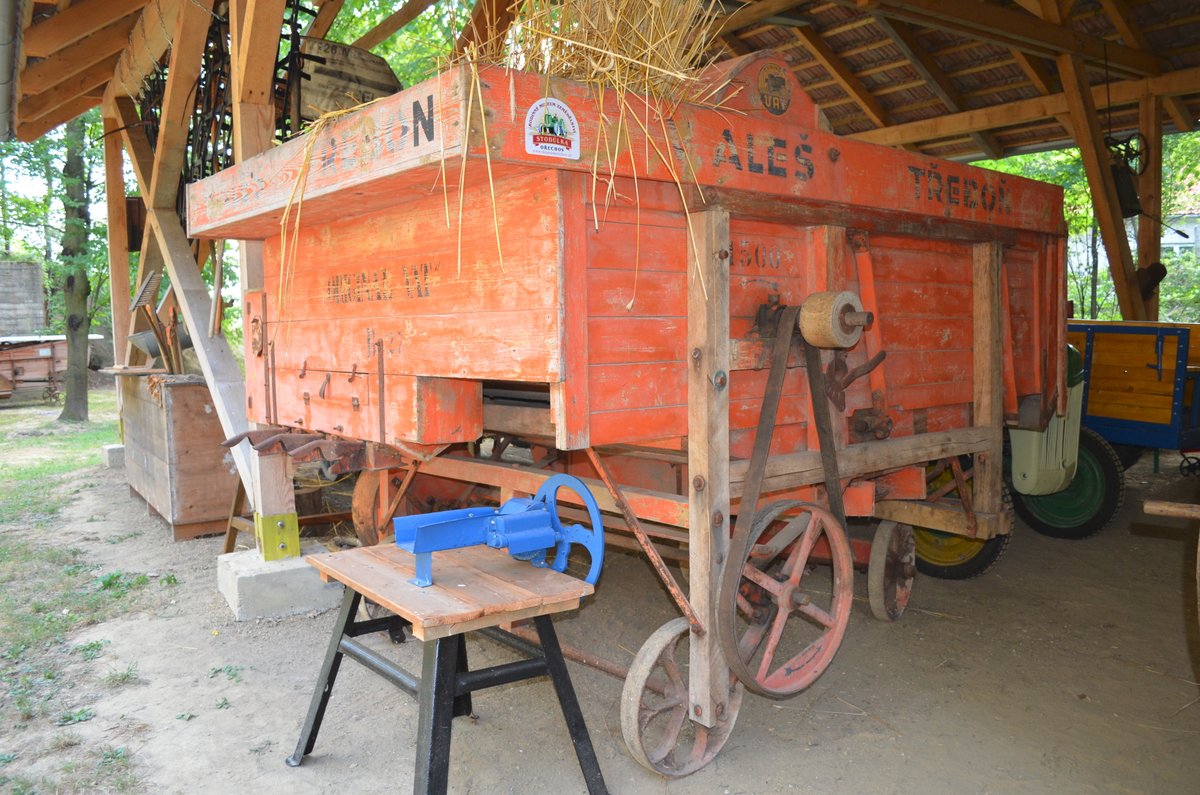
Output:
[525, 97, 581, 160]
[757, 62, 792, 116]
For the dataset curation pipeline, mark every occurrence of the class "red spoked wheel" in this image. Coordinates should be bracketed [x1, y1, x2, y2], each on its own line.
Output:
[717, 500, 854, 699]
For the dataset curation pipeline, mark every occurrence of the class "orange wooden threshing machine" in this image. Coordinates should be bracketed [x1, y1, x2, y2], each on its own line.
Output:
[188, 51, 1069, 775]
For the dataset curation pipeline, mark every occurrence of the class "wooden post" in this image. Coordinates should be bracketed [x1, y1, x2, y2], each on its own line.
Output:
[1058, 54, 1146, 321]
[1137, 95, 1163, 320]
[687, 207, 731, 729]
[972, 241, 1006, 534]
[102, 113, 131, 368]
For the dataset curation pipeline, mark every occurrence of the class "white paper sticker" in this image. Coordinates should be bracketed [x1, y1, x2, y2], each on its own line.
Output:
[524, 97, 581, 160]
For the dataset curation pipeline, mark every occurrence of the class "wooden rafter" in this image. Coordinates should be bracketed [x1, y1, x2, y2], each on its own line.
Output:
[306, 0, 345, 40]
[148, 0, 215, 208]
[873, 16, 1001, 158]
[793, 26, 892, 128]
[16, 90, 102, 141]
[456, 0, 516, 55]
[22, 0, 150, 59]
[353, 0, 437, 51]
[19, 54, 119, 123]
[21, 16, 136, 95]
[851, 65, 1200, 147]
[102, 112, 132, 368]
[1058, 53, 1144, 320]
[848, 0, 1160, 77]
[1098, 0, 1195, 131]
[109, 0, 180, 99]
[717, 0, 805, 35]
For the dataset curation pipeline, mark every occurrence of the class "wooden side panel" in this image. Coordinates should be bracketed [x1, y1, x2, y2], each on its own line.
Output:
[121, 375, 172, 516]
[162, 382, 240, 525]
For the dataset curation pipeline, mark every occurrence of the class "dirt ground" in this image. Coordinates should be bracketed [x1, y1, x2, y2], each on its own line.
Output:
[3, 444, 1199, 794]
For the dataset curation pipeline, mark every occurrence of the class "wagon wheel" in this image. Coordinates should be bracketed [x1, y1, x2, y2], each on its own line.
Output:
[620, 617, 743, 778]
[1011, 427, 1123, 539]
[716, 501, 854, 699]
[1181, 455, 1200, 477]
[913, 459, 1011, 580]
[867, 520, 915, 621]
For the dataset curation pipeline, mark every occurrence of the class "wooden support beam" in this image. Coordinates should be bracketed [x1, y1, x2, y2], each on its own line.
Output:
[148, 0, 215, 209]
[686, 207, 731, 731]
[112, 95, 160, 365]
[353, 0, 436, 51]
[15, 91, 100, 141]
[148, 211, 254, 497]
[874, 16, 1001, 158]
[850, 65, 1200, 147]
[19, 54, 118, 122]
[235, 0, 286, 104]
[103, 113, 132, 369]
[793, 26, 891, 128]
[111, 0, 180, 99]
[972, 241, 1005, 526]
[850, 0, 1159, 77]
[1098, 0, 1194, 132]
[1137, 95, 1163, 319]
[717, 0, 805, 34]
[306, 0, 344, 39]
[455, 0, 516, 55]
[1058, 53, 1144, 320]
[21, 16, 136, 95]
[22, 0, 150, 58]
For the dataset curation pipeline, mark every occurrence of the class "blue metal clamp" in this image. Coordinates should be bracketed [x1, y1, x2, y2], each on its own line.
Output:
[393, 474, 605, 587]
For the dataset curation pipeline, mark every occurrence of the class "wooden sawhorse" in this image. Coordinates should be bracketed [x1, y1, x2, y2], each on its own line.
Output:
[285, 544, 607, 794]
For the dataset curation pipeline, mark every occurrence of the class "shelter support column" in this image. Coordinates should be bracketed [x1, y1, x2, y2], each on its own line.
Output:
[1137, 95, 1163, 320]
[972, 241, 1007, 534]
[687, 207, 731, 729]
[102, 112, 131, 369]
[1058, 53, 1146, 320]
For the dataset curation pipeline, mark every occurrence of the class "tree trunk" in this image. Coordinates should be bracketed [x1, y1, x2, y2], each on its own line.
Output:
[58, 117, 91, 423]
[1089, 221, 1100, 320]
[0, 149, 11, 258]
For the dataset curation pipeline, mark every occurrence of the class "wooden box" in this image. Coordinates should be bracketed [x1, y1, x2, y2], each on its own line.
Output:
[120, 374, 238, 540]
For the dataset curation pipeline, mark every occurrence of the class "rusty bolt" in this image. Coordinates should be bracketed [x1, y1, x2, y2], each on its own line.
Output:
[713, 371, 728, 389]
[276, 520, 286, 529]
[691, 348, 702, 363]
[829, 148, 840, 162]
[278, 542, 287, 550]
[692, 475, 706, 491]
[718, 249, 729, 260]
[693, 704, 703, 717]
[332, 425, 344, 433]
[713, 510, 724, 527]
[716, 702, 726, 719]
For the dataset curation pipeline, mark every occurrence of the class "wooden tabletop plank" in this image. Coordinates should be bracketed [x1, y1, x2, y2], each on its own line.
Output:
[306, 545, 593, 641]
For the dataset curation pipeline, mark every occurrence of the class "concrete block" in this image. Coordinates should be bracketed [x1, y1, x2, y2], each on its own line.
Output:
[102, 443, 125, 469]
[217, 544, 343, 621]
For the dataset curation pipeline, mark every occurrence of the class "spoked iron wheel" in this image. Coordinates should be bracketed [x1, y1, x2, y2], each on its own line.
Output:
[868, 520, 916, 621]
[620, 618, 743, 778]
[717, 500, 854, 699]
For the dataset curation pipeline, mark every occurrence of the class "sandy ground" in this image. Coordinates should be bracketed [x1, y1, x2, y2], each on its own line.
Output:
[3, 449, 1199, 794]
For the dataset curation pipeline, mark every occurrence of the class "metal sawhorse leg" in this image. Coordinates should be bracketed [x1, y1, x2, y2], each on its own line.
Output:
[286, 587, 607, 794]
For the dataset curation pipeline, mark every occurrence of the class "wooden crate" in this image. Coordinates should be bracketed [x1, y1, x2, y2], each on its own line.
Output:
[120, 374, 239, 540]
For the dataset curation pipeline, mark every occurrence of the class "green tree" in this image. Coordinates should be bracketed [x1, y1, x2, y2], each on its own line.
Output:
[977, 130, 1200, 323]
[58, 116, 92, 421]
[323, 0, 472, 86]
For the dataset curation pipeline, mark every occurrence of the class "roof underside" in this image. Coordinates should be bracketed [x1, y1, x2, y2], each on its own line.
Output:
[5, 0, 1200, 160]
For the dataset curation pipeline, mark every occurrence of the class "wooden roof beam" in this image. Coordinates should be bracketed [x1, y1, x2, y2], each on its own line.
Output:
[847, 0, 1160, 77]
[15, 90, 102, 141]
[353, 0, 437, 51]
[1098, 0, 1194, 131]
[793, 25, 892, 127]
[22, 0, 150, 59]
[717, 0, 807, 34]
[851, 65, 1200, 147]
[873, 16, 1001, 158]
[110, 0, 180, 99]
[236, 0, 287, 103]
[21, 15, 136, 95]
[19, 53, 118, 123]
[1059, 53, 1144, 320]
[307, 0, 345, 40]
[456, 0, 517, 55]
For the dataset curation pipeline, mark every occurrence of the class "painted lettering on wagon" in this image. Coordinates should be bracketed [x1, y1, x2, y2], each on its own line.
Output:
[907, 165, 1012, 215]
[713, 130, 816, 181]
[325, 270, 394, 303]
[316, 95, 437, 173]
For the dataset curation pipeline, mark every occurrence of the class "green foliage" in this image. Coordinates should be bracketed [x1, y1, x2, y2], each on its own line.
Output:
[208, 664, 243, 683]
[74, 640, 108, 661]
[977, 130, 1200, 322]
[325, 1, 473, 87]
[54, 707, 94, 726]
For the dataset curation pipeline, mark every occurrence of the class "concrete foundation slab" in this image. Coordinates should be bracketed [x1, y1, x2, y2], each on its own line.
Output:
[218, 544, 343, 621]
[102, 443, 125, 468]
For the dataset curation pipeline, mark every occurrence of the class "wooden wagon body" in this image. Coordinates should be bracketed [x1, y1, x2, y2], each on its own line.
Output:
[0, 336, 68, 400]
[189, 52, 1068, 774]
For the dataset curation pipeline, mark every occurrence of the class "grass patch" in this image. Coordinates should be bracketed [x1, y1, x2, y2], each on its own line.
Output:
[102, 663, 140, 687]
[54, 707, 94, 726]
[0, 390, 118, 527]
[208, 664, 242, 683]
